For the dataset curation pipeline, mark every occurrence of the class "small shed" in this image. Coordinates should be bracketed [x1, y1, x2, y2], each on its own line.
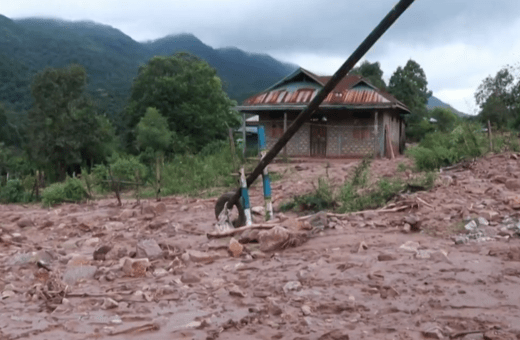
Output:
[236, 68, 410, 158]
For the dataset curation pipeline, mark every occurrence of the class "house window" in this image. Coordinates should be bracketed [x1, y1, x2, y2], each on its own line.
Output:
[353, 128, 371, 140]
[271, 122, 284, 138]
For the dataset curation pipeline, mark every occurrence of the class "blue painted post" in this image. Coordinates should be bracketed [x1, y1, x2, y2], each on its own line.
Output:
[240, 167, 252, 226]
[258, 126, 274, 221]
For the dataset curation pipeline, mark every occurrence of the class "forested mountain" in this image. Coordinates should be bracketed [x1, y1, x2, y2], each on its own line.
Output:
[427, 95, 469, 117]
[0, 15, 297, 118]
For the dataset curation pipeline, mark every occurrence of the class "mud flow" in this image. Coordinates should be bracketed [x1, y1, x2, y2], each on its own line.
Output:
[1, 154, 520, 339]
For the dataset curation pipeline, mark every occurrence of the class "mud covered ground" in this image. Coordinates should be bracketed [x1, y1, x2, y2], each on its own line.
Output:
[1, 154, 520, 340]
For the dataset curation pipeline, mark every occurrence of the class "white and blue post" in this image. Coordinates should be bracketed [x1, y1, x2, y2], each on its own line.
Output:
[258, 125, 274, 221]
[240, 167, 253, 226]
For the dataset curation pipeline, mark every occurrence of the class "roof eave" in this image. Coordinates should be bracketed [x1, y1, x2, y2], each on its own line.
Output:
[236, 104, 411, 112]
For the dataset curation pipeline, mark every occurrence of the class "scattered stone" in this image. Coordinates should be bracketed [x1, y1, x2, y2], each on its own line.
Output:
[11, 233, 26, 243]
[17, 218, 34, 228]
[102, 297, 119, 309]
[506, 179, 520, 191]
[377, 253, 397, 261]
[301, 305, 312, 316]
[267, 299, 283, 316]
[62, 266, 97, 285]
[229, 237, 244, 257]
[155, 203, 167, 215]
[122, 258, 150, 277]
[251, 250, 267, 259]
[283, 281, 302, 294]
[464, 220, 477, 231]
[357, 241, 368, 253]
[477, 217, 489, 226]
[251, 206, 265, 215]
[422, 324, 444, 339]
[118, 209, 135, 219]
[404, 214, 421, 231]
[94, 245, 112, 261]
[228, 285, 246, 298]
[258, 226, 290, 252]
[136, 239, 163, 260]
[105, 245, 128, 261]
[84, 237, 100, 247]
[181, 271, 201, 284]
[399, 241, 420, 253]
[188, 250, 220, 263]
[481, 210, 499, 222]
[318, 329, 350, 340]
[153, 268, 168, 277]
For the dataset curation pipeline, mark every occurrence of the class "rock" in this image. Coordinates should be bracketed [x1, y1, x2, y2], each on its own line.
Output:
[480, 210, 499, 222]
[357, 241, 368, 253]
[283, 281, 302, 294]
[477, 217, 489, 226]
[295, 165, 308, 171]
[228, 285, 246, 297]
[258, 226, 290, 252]
[464, 220, 477, 231]
[422, 324, 444, 339]
[188, 250, 220, 263]
[102, 297, 119, 309]
[8, 252, 38, 266]
[155, 203, 167, 215]
[17, 218, 34, 228]
[142, 205, 155, 215]
[318, 329, 350, 340]
[136, 239, 163, 260]
[251, 250, 267, 259]
[122, 258, 150, 277]
[493, 176, 509, 184]
[11, 233, 26, 243]
[67, 254, 91, 267]
[181, 271, 201, 284]
[251, 206, 265, 216]
[399, 241, 420, 253]
[105, 245, 128, 261]
[153, 268, 168, 277]
[404, 214, 421, 231]
[377, 253, 397, 261]
[62, 266, 97, 285]
[118, 209, 135, 219]
[93, 245, 112, 261]
[267, 299, 283, 316]
[84, 237, 100, 247]
[301, 305, 312, 316]
[229, 237, 244, 257]
[505, 179, 520, 191]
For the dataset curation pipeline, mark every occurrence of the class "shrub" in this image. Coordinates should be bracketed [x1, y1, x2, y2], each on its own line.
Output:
[41, 177, 88, 206]
[0, 180, 29, 203]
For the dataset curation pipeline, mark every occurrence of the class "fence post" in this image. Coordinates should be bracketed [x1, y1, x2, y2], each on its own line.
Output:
[487, 120, 493, 152]
[242, 113, 247, 158]
[374, 111, 378, 158]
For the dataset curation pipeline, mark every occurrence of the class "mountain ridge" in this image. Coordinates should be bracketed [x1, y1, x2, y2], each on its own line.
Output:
[0, 15, 298, 117]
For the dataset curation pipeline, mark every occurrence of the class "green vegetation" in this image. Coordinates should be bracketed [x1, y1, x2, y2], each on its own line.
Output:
[0, 180, 30, 204]
[41, 177, 89, 206]
[281, 157, 437, 214]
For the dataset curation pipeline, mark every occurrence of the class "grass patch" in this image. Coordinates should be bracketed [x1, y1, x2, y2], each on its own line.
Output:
[280, 156, 438, 214]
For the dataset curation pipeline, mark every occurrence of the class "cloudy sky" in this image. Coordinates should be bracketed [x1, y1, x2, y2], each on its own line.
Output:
[4, 0, 520, 114]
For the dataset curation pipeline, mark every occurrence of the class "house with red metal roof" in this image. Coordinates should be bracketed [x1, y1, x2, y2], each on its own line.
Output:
[236, 68, 410, 158]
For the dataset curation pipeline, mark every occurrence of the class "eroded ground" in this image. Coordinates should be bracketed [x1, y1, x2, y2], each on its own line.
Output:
[1, 154, 520, 340]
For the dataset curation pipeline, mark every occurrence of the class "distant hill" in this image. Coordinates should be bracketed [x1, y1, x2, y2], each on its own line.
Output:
[427, 95, 469, 118]
[0, 15, 297, 119]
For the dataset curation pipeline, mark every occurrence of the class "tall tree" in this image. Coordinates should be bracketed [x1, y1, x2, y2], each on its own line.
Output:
[28, 65, 115, 180]
[125, 52, 239, 153]
[136, 107, 172, 153]
[388, 59, 432, 112]
[350, 60, 386, 89]
[475, 65, 520, 128]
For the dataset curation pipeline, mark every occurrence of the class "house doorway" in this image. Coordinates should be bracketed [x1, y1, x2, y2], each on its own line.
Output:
[310, 124, 327, 157]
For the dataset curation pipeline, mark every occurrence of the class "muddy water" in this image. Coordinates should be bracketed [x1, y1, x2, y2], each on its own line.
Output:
[1, 155, 520, 339]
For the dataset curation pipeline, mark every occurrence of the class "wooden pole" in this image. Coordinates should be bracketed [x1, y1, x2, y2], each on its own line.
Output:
[283, 112, 288, 158]
[228, 128, 239, 173]
[226, 0, 416, 207]
[487, 120, 493, 152]
[374, 111, 378, 158]
[385, 124, 395, 159]
[242, 113, 247, 158]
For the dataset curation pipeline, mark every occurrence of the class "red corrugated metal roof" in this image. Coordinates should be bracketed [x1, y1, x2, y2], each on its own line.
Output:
[240, 68, 409, 113]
